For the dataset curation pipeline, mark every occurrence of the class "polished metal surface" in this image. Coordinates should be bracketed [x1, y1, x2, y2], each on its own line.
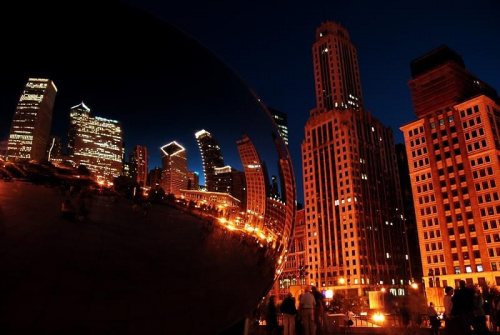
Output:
[0, 2, 295, 334]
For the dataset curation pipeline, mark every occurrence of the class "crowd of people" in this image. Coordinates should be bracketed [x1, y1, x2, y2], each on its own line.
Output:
[263, 286, 344, 335]
[441, 280, 495, 335]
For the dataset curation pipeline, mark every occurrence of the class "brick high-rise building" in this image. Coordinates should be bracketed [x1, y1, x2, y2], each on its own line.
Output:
[7, 78, 57, 161]
[401, 46, 500, 306]
[302, 22, 410, 295]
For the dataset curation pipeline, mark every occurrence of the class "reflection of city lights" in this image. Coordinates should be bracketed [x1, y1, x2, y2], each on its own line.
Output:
[381, 288, 386, 293]
[339, 278, 345, 285]
[411, 283, 418, 289]
[325, 290, 333, 299]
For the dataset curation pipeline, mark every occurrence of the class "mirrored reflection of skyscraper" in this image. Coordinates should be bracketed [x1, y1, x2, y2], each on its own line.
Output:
[195, 129, 224, 192]
[68, 102, 124, 185]
[187, 171, 199, 190]
[237, 134, 267, 230]
[7, 78, 57, 161]
[302, 22, 410, 294]
[269, 108, 289, 145]
[161, 141, 188, 196]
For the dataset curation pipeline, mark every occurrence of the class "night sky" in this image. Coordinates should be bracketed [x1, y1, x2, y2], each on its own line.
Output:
[1, 0, 499, 203]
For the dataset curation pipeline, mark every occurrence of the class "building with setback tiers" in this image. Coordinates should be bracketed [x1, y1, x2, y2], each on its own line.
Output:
[302, 22, 410, 295]
[7, 78, 57, 162]
[401, 46, 500, 305]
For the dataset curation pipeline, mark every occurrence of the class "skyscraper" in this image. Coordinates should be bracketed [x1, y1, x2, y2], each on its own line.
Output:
[301, 22, 410, 294]
[312, 22, 362, 113]
[149, 167, 162, 190]
[7, 78, 57, 161]
[130, 145, 148, 187]
[195, 129, 225, 192]
[401, 46, 500, 304]
[160, 141, 188, 196]
[68, 102, 124, 185]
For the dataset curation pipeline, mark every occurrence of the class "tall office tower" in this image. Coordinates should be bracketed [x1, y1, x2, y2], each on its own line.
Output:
[302, 22, 410, 295]
[160, 141, 188, 196]
[401, 46, 500, 304]
[46, 135, 63, 162]
[187, 171, 200, 190]
[130, 145, 148, 187]
[7, 78, 57, 161]
[237, 134, 267, 230]
[313, 22, 362, 114]
[149, 167, 162, 190]
[195, 129, 225, 192]
[68, 102, 124, 185]
[396, 143, 423, 283]
[269, 108, 289, 145]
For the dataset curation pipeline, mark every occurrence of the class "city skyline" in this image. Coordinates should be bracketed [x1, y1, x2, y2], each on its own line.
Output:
[2, 0, 498, 204]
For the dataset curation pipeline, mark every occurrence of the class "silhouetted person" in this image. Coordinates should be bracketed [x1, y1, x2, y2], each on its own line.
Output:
[444, 286, 455, 334]
[428, 302, 440, 335]
[473, 287, 487, 335]
[266, 295, 279, 335]
[280, 292, 297, 335]
[452, 280, 474, 335]
[311, 286, 326, 334]
[400, 303, 411, 327]
[60, 199, 75, 221]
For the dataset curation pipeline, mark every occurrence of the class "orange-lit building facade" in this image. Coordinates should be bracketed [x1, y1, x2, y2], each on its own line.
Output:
[302, 22, 410, 296]
[274, 209, 308, 300]
[401, 46, 500, 305]
[161, 141, 188, 196]
[68, 102, 124, 185]
[237, 135, 267, 231]
[7, 78, 57, 162]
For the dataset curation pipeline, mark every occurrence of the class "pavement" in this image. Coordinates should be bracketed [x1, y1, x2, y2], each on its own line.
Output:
[0, 181, 276, 334]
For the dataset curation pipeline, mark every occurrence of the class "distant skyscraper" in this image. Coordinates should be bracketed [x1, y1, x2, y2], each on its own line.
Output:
[269, 108, 289, 145]
[187, 171, 199, 190]
[161, 141, 188, 196]
[149, 167, 162, 190]
[302, 22, 410, 294]
[195, 129, 225, 192]
[313, 22, 362, 113]
[7, 78, 57, 161]
[68, 102, 124, 185]
[130, 145, 148, 187]
[401, 46, 500, 304]
[237, 134, 267, 230]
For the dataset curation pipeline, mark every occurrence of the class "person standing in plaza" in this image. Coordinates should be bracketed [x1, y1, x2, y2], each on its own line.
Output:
[280, 292, 297, 335]
[311, 286, 326, 334]
[299, 287, 316, 335]
[444, 286, 455, 334]
[266, 295, 279, 335]
[427, 302, 440, 335]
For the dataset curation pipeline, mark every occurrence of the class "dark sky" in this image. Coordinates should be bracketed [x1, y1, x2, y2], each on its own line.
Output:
[126, 0, 499, 202]
[1, 0, 498, 203]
